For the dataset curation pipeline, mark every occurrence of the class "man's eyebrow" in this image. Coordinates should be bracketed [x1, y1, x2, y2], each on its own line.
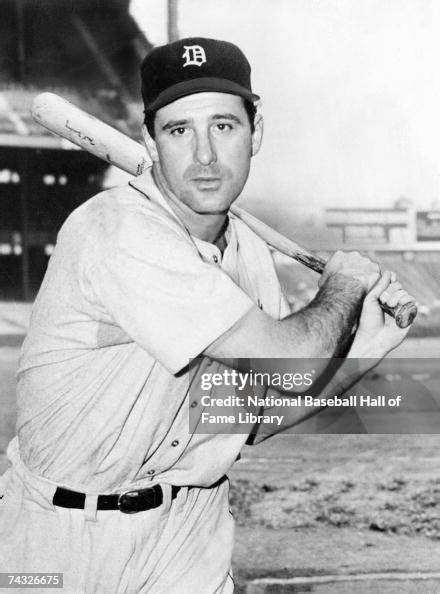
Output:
[162, 119, 190, 131]
[211, 113, 243, 124]
[161, 113, 243, 131]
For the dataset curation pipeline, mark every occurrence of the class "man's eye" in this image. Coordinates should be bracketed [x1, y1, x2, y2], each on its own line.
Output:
[216, 123, 232, 132]
[171, 127, 187, 136]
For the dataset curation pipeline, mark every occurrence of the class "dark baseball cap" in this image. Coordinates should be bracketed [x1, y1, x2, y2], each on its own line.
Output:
[141, 37, 260, 112]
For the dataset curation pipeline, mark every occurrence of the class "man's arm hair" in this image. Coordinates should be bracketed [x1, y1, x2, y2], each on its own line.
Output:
[205, 274, 365, 373]
[296, 274, 362, 357]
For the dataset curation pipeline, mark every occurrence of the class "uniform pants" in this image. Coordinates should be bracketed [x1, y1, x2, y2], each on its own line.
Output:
[0, 439, 235, 593]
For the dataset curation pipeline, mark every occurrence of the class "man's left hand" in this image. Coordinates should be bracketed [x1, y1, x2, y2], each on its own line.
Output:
[348, 270, 416, 358]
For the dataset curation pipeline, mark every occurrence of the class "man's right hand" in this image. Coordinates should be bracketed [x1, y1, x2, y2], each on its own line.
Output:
[319, 250, 381, 292]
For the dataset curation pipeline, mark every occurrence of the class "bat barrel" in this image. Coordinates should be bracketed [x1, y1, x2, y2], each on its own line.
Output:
[31, 92, 149, 176]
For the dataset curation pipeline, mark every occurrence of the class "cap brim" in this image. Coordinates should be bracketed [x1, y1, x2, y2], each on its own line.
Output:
[146, 77, 260, 111]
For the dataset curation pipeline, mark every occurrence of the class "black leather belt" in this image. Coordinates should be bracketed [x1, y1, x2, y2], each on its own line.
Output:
[53, 484, 180, 514]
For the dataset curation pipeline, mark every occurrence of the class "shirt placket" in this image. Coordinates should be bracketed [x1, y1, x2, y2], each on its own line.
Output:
[137, 358, 214, 481]
[137, 230, 231, 483]
[139, 409, 190, 481]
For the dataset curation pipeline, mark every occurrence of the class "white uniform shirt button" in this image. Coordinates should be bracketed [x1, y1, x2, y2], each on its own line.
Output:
[190, 401, 197, 408]
[147, 469, 155, 475]
[171, 440, 179, 447]
[213, 255, 219, 263]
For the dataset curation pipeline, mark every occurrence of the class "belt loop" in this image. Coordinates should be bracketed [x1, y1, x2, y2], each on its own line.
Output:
[160, 484, 172, 514]
[84, 494, 98, 522]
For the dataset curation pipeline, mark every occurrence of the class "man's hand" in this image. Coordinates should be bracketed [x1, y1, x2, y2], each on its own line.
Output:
[348, 270, 416, 358]
[319, 251, 381, 292]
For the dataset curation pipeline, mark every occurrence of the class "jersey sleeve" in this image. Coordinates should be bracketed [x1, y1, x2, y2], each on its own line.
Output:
[88, 206, 254, 374]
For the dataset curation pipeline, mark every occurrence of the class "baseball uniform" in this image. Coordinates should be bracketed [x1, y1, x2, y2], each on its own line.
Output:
[0, 167, 290, 593]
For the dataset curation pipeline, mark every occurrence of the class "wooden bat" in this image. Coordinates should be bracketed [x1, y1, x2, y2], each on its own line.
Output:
[31, 92, 417, 328]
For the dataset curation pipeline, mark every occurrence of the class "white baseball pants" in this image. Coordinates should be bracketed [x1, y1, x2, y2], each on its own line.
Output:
[0, 439, 235, 593]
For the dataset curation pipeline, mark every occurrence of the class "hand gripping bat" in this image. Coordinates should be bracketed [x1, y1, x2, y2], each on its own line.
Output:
[31, 92, 417, 328]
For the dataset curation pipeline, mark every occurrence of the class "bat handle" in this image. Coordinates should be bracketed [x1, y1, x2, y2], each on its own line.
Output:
[287, 256, 418, 329]
[230, 206, 417, 328]
[291, 256, 417, 328]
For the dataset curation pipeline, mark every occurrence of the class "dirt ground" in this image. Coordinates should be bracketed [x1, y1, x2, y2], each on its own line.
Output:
[230, 337, 440, 587]
[230, 433, 440, 586]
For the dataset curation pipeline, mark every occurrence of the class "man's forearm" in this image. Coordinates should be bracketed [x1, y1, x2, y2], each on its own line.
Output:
[281, 274, 365, 358]
[211, 274, 366, 385]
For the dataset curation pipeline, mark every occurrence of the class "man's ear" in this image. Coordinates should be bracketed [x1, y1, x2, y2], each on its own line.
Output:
[142, 124, 159, 162]
[251, 113, 263, 157]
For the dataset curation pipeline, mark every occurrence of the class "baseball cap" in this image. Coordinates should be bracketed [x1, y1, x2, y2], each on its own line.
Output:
[141, 37, 260, 112]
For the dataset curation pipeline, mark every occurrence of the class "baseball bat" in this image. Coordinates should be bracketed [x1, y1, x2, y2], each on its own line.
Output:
[31, 92, 417, 328]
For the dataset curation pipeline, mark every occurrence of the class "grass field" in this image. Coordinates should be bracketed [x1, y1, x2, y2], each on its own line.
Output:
[2, 338, 440, 588]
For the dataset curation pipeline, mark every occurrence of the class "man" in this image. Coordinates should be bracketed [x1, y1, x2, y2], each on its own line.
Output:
[0, 38, 413, 592]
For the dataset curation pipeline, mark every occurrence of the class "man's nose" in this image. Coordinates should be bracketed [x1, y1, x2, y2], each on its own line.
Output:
[194, 130, 217, 165]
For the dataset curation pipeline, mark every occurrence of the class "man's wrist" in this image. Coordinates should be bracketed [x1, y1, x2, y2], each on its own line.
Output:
[324, 273, 366, 297]
[347, 338, 387, 360]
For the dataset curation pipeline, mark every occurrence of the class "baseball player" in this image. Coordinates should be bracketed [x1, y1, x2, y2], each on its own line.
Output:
[0, 38, 414, 593]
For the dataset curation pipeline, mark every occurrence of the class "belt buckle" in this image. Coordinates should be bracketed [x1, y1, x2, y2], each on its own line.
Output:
[118, 488, 155, 514]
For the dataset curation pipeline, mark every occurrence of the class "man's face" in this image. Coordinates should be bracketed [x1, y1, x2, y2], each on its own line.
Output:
[144, 92, 262, 214]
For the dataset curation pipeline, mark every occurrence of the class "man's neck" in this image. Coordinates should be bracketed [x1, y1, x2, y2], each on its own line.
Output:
[152, 163, 229, 246]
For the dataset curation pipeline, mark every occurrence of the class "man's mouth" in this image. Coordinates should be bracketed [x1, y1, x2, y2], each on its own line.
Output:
[192, 177, 222, 189]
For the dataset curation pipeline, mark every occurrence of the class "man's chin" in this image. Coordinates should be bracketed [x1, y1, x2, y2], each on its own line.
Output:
[188, 194, 235, 215]
[191, 192, 239, 215]
[192, 203, 231, 216]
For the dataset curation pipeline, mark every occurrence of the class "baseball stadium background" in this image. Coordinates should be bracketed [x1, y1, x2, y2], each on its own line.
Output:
[1, 1, 440, 591]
